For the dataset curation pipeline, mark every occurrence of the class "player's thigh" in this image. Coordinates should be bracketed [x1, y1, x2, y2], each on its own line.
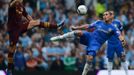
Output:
[27, 20, 40, 29]
[9, 31, 19, 45]
[8, 31, 19, 52]
[115, 45, 124, 58]
[86, 50, 96, 58]
[79, 31, 91, 46]
[107, 44, 115, 60]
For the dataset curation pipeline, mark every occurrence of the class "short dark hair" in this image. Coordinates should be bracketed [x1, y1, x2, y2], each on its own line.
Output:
[107, 10, 114, 15]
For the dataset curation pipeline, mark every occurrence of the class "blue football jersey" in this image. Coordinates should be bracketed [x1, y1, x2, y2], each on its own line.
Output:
[88, 20, 120, 45]
[108, 20, 123, 44]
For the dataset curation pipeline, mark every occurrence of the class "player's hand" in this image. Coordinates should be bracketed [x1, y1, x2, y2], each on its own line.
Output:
[121, 40, 127, 47]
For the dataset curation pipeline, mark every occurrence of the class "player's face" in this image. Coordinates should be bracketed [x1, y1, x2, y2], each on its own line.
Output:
[110, 11, 114, 19]
[15, 0, 23, 3]
[103, 12, 111, 22]
[19, 0, 23, 3]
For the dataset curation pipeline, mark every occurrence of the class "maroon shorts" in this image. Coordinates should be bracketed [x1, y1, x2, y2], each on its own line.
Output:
[8, 21, 29, 45]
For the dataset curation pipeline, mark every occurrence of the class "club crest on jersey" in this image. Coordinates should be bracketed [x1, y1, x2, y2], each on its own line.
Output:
[114, 24, 118, 28]
[108, 28, 112, 32]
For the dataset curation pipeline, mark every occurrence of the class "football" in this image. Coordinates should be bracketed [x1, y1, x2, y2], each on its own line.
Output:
[77, 5, 87, 15]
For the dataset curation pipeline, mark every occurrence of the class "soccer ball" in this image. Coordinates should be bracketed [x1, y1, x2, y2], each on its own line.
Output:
[77, 5, 87, 15]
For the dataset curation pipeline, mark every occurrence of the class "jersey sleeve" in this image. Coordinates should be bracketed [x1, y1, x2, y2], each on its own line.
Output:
[113, 27, 121, 37]
[118, 20, 123, 31]
[88, 20, 99, 29]
[114, 20, 123, 31]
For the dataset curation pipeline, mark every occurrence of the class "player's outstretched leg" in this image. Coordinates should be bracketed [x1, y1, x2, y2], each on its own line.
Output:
[7, 44, 16, 75]
[50, 30, 83, 41]
[39, 19, 64, 29]
[27, 18, 65, 31]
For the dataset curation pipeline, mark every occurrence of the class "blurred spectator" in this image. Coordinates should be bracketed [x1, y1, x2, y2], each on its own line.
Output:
[19, 33, 32, 48]
[63, 50, 77, 71]
[117, 11, 128, 26]
[26, 49, 38, 71]
[0, 52, 7, 70]
[39, 0, 48, 11]
[36, 52, 49, 71]
[14, 45, 26, 71]
[50, 55, 64, 71]
[126, 44, 134, 69]
[95, 0, 106, 16]
[25, 2, 33, 15]
[76, 54, 86, 71]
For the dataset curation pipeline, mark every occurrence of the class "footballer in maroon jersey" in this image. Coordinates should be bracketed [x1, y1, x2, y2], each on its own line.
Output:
[7, 0, 64, 71]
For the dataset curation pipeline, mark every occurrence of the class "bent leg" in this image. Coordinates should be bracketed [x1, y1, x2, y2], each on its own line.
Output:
[27, 20, 63, 30]
[82, 51, 95, 75]
[8, 31, 19, 70]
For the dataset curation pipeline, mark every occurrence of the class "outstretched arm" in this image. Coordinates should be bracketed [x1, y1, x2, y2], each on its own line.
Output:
[71, 24, 89, 30]
[71, 20, 98, 31]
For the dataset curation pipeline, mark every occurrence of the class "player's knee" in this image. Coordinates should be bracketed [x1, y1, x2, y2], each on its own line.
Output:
[28, 20, 40, 28]
[86, 55, 94, 61]
[108, 58, 113, 62]
[8, 52, 14, 57]
[120, 54, 126, 62]
[9, 44, 16, 53]
[74, 30, 83, 36]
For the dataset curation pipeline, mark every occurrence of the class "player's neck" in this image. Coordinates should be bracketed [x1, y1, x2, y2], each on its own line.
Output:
[105, 20, 112, 24]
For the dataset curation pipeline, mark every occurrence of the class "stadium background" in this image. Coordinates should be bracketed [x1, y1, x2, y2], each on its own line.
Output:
[0, 0, 134, 75]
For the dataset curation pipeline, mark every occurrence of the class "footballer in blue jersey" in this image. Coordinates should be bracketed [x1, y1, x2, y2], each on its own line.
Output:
[70, 11, 128, 75]
[107, 19, 124, 61]
[106, 11, 128, 75]
[50, 11, 126, 75]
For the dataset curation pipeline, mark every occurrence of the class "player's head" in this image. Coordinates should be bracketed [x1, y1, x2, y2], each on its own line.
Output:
[109, 10, 114, 20]
[17, 0, 23, 2]
[11, 0, 23, 3]
[103, 11, 112, 23]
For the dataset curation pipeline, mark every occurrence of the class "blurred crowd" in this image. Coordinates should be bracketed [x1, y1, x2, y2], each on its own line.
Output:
[0, 0, 134, 71]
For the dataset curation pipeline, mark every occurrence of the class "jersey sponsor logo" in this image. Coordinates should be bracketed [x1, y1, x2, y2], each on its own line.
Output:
[98, 28, 112, 34]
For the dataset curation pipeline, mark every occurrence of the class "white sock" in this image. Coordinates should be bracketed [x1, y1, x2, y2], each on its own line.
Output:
[82, 62, 92, 75]
[107, 62, 113, 75]
[61, 31, 75, 39]
[121, 61, 128, 75]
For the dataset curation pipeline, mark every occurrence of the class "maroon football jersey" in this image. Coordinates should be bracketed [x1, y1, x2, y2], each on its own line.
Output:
[7, 1, 29, 31]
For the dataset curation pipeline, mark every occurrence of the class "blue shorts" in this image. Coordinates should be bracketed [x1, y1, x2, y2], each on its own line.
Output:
[107, 42, 124, 61]
[80, 31, 101, 57]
